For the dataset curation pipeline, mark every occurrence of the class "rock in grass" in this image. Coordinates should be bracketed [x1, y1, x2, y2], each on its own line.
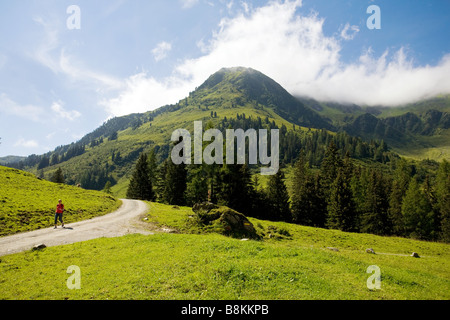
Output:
[411, 252, 420, 258]
[192, 202, 258, 239]
[32, 244, 46, 251]
[366, 248, 376, 254]
[327, 247, 339, 252]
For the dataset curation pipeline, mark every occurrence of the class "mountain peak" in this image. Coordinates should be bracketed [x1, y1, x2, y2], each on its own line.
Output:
[198, 66, 260, 90]
[197, 67, 333, 130]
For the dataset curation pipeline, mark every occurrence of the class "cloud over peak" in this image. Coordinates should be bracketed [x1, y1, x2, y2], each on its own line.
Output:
[101, 0, 450, 116]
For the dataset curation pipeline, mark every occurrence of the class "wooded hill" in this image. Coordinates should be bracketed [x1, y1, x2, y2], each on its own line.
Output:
[3, 67, 450, 241]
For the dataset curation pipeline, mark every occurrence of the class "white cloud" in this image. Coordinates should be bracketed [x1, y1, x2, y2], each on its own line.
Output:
[181, 0, 200, 9]
[241, 1, 250, 14]
[340, 23, 360, 41]
[100, 72, 192, 116]
[32, 16, 60, 73]
[14, 138, 39, 148]
[152, 41, 172, 62]
[101, 0, 450, 116]
[51, 101, 82, 121]
[0, 94, 82, 123]
[0, 93, 45, 122]
[31, 16, 122, 92]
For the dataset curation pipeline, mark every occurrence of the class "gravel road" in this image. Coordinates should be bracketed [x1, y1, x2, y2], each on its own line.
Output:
[0, 199, 152, 257]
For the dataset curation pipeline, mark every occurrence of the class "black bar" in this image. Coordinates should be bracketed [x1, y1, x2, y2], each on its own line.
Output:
[1, 300, 449, 319]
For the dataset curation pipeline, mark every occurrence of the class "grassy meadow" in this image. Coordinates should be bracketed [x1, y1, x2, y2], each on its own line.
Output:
[0, 201, 448, 300]
[0, 166, 121, 236]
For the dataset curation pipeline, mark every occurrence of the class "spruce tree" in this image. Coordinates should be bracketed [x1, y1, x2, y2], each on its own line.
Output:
[186, 165, 209, 205]
[388, 180, 406, 236]
[435, 160, 450, 241]
[291, 153, 319, 225]
[148, 148, 158, 189]
[401, 178, 434, 240]
[266, 170, 291, 222]
[291, 153, 308, 224]
[216, 164, 253, 215]
[438, 176, 450, 242]
[326, 167, 357, 232]
[350, 166, 368, 228]
[51, 167, 65, 184]
[360, 169, 391, 235]
[155, 160, 168, 202]
[162, 159, 187, 206]
[321, 141, 342, 191]
[126, 153, 154, 201]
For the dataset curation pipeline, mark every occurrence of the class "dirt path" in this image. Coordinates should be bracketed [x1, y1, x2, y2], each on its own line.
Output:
[0, 199, 152, 257]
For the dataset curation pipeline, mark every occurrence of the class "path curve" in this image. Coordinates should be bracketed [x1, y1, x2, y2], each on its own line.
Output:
[0, 199, 152, 257]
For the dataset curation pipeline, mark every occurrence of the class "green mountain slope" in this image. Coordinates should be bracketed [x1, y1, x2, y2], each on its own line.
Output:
[5, 67, 449, 195]
[0, 165, 121, 236]
[299, 95, 450, 160]
[198, 67, 333, 130]
[7, 67, 336, 193]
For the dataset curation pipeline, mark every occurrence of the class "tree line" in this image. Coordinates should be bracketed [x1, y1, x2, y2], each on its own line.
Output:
[126, 141, 450, 243]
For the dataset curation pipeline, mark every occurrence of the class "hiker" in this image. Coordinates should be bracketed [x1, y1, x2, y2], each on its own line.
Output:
[54, 199, 65, 229]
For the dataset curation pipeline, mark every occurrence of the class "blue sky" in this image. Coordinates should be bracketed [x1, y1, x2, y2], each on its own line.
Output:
[1, 0, 449, 157]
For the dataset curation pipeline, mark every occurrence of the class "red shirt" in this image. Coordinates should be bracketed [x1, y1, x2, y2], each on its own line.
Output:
[56, 203, 64, 214]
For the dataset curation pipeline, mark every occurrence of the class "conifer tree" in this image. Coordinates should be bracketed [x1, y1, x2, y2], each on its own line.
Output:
[438, 177, 450, 242]
[155, 159, 168, 202]
[147, 148, 158, 188]
[186, 165, 209, 205]
[216, 164, 253, 214]
[401, 178, 434, 240]
[126, 153, 154, 201]
[266, 170, 291, 222]
[350, 166, 368, 227]
[291, 153, 309, 224]
[360, 169, 391, 235]
[326, 167, 357, 232]
[162, 159, 187, 206]
[388, 179, 406, 236]
[321, 141, 342, 191]
[435, 160, 450, 241]
[51, 167, 65, 184]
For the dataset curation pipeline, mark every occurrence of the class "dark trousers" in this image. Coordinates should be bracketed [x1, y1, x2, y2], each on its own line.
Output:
[55, 213, 63, 225]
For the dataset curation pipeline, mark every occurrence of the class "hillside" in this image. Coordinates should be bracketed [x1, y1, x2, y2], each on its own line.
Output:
[0, 165, 121, 236]
[4, 67, 338, 194]
[0, 202, 448, 300]
[4, 67, 449, 196]
[300, 95, 450, 160]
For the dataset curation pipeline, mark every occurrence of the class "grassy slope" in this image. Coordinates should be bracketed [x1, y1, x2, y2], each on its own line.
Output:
[0, 166, 121, 236]
[0, 202, 448, 300]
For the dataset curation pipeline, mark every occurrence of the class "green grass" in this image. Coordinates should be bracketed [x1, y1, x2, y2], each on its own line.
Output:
[1, 202, 448, 300]
[0, 166, 121, 236]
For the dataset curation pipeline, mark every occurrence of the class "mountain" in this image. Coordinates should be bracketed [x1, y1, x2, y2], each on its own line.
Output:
[6, 67, 337, 192]
[4, 67, 449, 195]
[198, 67, 333, 130]
[297, 95, 450, 159]
[0, 155, 26, 165]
